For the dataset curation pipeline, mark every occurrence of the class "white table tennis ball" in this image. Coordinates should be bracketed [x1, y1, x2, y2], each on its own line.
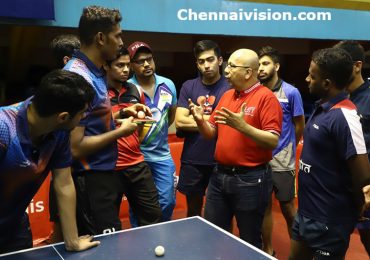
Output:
[137, 111, 145, 119]
[154, 245, 165, 257]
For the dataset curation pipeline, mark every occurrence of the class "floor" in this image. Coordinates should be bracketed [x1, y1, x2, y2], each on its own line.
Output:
[121, 194, 369, 260]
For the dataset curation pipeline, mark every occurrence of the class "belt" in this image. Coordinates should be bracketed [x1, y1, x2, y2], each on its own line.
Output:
[216, 163, 267, 175]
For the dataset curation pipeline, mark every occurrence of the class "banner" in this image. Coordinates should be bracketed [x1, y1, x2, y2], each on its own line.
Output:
[0, 0, 54, 20]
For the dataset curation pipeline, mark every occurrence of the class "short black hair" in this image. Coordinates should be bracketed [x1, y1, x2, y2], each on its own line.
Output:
[33, 70, 95, 117]
[50, 34, 80, 68]
[78, 6, 122, 46]
[333, 40, 365, 63]
[258, 46, 280, 64]
[193, 40, 221, 59]
[312, 48, 353, 89]
[106, 47, 129, 67]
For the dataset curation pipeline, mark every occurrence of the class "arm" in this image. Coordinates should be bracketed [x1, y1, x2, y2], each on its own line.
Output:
[293, 115, 305, 146]
[52, 168, 100, 251]
[215, 103, 279, 149]
[348, 154, 370, 214]
[175, 107, 211, 132]
[70, 119, 137, 159]
[188, 99, 216, 139]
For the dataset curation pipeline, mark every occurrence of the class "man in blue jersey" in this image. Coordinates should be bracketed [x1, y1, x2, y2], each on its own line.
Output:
[289, 48, 370, 260]
[258, 46, 305, 257]
[128, 41, 177, 224]
[0, 70, 99, 253]
[64, 6, 139, 236]
[334, 40, 370, 256]
[175, 40, 229, 217]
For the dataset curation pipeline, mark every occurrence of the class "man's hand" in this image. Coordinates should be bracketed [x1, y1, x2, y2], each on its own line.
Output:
[118, 116, 138, 137]
[214, 103, 247, 131]
[362, 185, 370, 214]
[188, 99, 204, 123]
[65, 235, 100, 251]
[120, 104, 152, 118]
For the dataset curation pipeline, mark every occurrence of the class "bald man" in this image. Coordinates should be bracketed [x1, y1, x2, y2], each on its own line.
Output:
[189, 49, 282, 248]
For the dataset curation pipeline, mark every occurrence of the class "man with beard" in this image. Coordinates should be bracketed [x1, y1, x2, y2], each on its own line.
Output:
[258, 46, 305, 257]
[64, 6, 138, 235]
[104, 47, 162, 226]
[175, 40, 229, 217]
[128, 41, 177, 225]
[334, 40, 370, 256]
[0, 70, 99, 253]
[289, 48, 370, 260]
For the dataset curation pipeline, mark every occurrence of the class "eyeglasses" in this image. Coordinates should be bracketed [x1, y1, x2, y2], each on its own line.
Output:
[226, 63, 251, 70]
[132, 56, 153, 66]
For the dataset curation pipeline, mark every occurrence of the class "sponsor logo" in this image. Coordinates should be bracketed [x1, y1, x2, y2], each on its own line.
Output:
[244, 106, 256, 116]
[103, 227, 116, 234]
[19, 160, 31, 167]
[313, 123, 319, 129]
[316, 249, 330, 256]
[26, 199, 45, 214]
[299, 159, 312, 173]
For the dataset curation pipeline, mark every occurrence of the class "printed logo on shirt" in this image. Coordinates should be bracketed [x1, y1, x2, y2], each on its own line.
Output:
[157, 89, 173, 111]
[197, 95, 216, 115]
[243, 106, 256, 116]
[160, 90, 172, 103]
[19, 160, 31, 167]
[299, 159, 312, 173]
[316, 250, 330, 257]
[313, 123, 319, 130]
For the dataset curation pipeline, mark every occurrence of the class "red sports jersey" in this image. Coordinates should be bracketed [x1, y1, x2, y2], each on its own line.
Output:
[108, 82, 146, 170]
[209, 83, 282, 166]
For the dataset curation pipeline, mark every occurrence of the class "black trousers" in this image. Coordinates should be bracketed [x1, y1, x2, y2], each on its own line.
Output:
[116, 162, 162, 226]
[73, 170, 122, 236]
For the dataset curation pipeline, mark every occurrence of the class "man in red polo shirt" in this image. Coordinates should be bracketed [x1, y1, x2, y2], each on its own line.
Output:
[189, 48, 282, 249]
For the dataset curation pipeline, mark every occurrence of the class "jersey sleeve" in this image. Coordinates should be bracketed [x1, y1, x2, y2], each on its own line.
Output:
[177, 81, 191, 108]
[0, 121, 10, 160]
[259, 95, 283, 136]
[332, 108, 367, 160]
[49, 132, 73, 169]
[168, 80, 178, 106]
[290, 87, 305, 117]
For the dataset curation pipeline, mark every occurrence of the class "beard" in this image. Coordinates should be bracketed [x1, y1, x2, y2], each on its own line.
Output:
[258, 72, 274, 84]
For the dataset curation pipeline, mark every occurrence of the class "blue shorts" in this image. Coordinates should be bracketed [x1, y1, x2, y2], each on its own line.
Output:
[177, 163, 214, 196]
[292, 212, 355, 259]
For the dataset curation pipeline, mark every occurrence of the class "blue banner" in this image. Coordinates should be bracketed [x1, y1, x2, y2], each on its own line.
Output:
[0, 0, 54, 20]
[2, 0, 370, 40]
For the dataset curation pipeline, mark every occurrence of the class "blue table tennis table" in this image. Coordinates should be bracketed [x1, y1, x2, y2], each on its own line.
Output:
[0, 217, 276, 259]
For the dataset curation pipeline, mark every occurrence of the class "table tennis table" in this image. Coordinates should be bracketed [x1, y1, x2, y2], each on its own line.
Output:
[0, 216, 276, 259]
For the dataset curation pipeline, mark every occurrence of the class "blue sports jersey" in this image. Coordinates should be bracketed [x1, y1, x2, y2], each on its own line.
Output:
[128, 74, 177, 162]
[0, 98, 72, 230]
[64, 51, 117, 172]
[177, 76, 229, 165]
[270, 80, 304, 171]
[298, 92, 367, 224]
